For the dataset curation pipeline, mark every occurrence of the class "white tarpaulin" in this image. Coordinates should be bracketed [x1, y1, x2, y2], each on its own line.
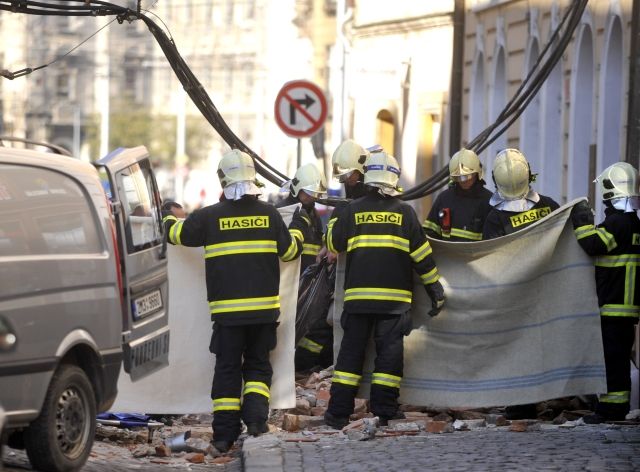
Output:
[333, 199, 607, 408]
[113, 205, 300, 413]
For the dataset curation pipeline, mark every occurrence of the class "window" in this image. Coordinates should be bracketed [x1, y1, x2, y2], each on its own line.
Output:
[0, 164, 102, 257]
[116, 161, 162, 253]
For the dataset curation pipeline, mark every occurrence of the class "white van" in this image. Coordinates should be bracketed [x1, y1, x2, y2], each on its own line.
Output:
[0, 139, 170, 471]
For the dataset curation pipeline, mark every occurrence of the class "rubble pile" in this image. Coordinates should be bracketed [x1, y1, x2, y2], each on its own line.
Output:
[267, 368, 634, 442]
[94, 413, 240, 467]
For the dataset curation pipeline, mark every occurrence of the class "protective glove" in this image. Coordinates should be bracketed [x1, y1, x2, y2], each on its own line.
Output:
[161, 201, 185, 219]
[570, 200, 594, 229]
[424, 281, 445, 317]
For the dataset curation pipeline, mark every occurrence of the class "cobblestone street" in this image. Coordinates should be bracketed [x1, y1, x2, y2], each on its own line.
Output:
[3, 421, 640, 471]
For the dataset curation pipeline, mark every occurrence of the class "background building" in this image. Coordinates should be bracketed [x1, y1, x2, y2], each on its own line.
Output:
[463, 0, 635, 219]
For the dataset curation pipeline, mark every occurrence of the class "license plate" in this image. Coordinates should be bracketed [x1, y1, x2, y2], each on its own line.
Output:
[133, 290, 163, 319]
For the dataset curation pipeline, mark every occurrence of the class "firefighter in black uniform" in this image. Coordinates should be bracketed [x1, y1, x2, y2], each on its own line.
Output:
[276, 163, 333, 371]
[323, 150, 446, 429]
[482, 148, 559, 240]
[276, 163, 327, 273]
[482, 148, 559, 419]
[571, 162, 640, 423]
[423, 148, 492, 241]
[163, 149, 308, 452]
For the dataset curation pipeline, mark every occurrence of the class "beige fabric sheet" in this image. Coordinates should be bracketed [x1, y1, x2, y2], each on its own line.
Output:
[333, 199, 607, 408]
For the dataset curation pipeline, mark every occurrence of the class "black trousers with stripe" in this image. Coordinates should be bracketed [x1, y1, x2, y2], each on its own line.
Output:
[596, 316, 637, 419]
[327, 311, 406, 420]
[210, 322, 277, 442]
[295, 318, 334, 371]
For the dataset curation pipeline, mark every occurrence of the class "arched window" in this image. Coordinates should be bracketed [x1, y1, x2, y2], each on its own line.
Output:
[568, 24, 594, 202]
[376, 110, 395, 156]
[487, 46, 507, 174]
[540, 51, 563, 202]
[597, 16, 624, 174]
[469, 51, 486, 145]
[520, 38, 541, 183]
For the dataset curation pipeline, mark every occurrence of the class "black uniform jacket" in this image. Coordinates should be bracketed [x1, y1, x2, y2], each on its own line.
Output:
[327, 190, 440, 315]
[277, 194, 324, 273]
[574, 206, 640, 318]
[482, 195, 559, 240]
[423, 181, 492, 241]
[163, 196, 305, 325]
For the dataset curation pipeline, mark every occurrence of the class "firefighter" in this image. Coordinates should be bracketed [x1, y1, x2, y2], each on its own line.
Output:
[482, 148, 559, 239]
[423, 148, 492, 241]
[571, 162, 640, 423]
[331, 138, 369, 200]
[276, 163, 327, 273]
[162, 149, 308, 452]
[482, 148, 559, 419]
[276, 163, 334, 370]
[323, 150, 446, 429]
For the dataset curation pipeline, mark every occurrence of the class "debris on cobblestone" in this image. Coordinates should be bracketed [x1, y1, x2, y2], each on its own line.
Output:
[509, 419, 541, 432]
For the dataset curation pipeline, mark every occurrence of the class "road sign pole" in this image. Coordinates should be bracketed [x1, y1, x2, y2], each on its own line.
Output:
[297, 138, 301, 169]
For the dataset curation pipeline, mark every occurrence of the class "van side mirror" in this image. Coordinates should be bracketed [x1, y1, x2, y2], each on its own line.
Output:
[0, 316, 16, 352]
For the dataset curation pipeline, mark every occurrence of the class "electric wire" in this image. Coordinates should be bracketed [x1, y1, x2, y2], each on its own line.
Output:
[0, 0, 589, 199]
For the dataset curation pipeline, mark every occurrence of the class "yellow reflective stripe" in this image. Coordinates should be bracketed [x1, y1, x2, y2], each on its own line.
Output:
[600, 304, 640, 318]
[303, 243, 322, 256]
[575, 225, 617, 251]
[290, 229, 304, 241]
[344, 287, 412, 303]
[410, 240, 432, 263]
[282, 236, 299, 262]
[326, 218, 337, 253]
[332, 370, 362, 387]
[213, 397, 241, 411]
[204, 240, 277, 258]
[596, 228, 617, 251]
[371, 372, 402, 388]
[420, 268, 440, 285]
[450, 228, 483, 241]
[163, 215, 178, 224]
[422, 219, 441, 235]
[599, 391, 630, 404]
[574, 225, 596, 240]
[626, 263, 637, 306]
[595, 254, 640, 266]
[243, 381, 270, 399]
[347, 235, 409, 252]
[169, 220, 184, 245]
[209, 296, 280, 314]
[298, 336, 323, 353]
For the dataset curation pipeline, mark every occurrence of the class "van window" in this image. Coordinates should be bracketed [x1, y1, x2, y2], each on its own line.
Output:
[116, 161, 162, 252]
[0, 164, 102, 257]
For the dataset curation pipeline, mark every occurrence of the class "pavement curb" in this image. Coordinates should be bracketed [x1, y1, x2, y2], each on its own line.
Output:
[241, 436, 284, 472]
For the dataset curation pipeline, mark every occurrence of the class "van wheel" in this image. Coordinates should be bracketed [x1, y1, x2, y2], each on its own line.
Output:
[24, 364, 96, 472]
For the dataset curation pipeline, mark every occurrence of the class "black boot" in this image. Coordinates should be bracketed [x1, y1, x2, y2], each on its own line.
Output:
[213, 440, 234, 453]
[246, 422, 269, 437]
[324, 411, 350, 430]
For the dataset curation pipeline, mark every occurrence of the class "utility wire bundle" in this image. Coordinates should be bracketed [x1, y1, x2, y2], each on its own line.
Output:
[400, 0, 589, 201]
[0, 0, 589, 200]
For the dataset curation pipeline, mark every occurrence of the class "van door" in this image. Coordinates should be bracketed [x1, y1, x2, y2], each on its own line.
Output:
[94, 147, 169, 381]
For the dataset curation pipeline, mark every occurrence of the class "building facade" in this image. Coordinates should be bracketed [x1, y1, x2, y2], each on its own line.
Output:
[330, 0, 455, 218]
[463, 0, 634, 217]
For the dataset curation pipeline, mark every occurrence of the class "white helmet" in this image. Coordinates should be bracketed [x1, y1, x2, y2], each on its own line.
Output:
[217, 149, 260, 189]
[596, 162, 640, 201]
[331, 139, 369, 182]
[291, 163, 327, 198]
[363, 151, 402, 191]
[449, 148, 484, 181]
[492, 148, 531, 200]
